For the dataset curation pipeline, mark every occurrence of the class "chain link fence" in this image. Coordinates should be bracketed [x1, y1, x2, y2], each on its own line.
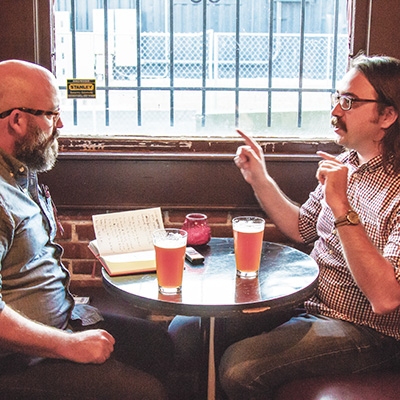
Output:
[56, 22, 347, 136]
[111, 31, 347, 81]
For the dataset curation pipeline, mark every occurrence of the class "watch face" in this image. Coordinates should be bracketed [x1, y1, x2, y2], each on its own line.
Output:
[347, 211, 360, 224]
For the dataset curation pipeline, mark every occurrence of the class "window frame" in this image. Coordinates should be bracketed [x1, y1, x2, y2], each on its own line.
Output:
[54, 0, 348, 141]
[49, 0, 349, 167]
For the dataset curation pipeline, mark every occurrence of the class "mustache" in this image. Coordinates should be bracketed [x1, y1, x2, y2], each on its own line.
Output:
[331, 116, 346, 131]
[52, 128, 60, 139]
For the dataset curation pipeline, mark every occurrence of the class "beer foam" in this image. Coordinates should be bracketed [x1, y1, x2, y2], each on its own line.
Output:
[233, 221, 264, 233]
[154, 239, 186, 249]
[153, 230, 187, 248]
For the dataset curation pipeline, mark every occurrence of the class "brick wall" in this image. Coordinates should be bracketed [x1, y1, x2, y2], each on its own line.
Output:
[57, 209, 293, 290]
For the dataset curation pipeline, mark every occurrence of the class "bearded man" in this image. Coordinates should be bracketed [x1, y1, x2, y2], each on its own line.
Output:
[0, 60, 174, 399]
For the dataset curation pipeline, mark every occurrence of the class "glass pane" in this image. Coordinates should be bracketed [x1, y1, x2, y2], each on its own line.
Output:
[55, 0, 348, 139]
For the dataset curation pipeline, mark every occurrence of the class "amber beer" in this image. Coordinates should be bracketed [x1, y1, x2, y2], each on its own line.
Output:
[233, 216, 265, 278]
[152, 229, 187, 294]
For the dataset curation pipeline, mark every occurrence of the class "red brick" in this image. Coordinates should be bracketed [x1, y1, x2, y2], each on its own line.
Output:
[72, 260, 102, 276]
[265, 224, 287, 242]
[76, 224, 96, 241]
[56, 221, 72, 240]
[213, 225, 233, 238]
[62, 242, 92, 259]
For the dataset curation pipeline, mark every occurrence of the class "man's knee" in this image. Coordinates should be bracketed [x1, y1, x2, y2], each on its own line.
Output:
[219, 343, 257, 398]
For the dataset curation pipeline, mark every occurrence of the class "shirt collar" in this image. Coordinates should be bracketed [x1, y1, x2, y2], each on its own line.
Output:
[346, 150, 383, 173]
[0, 148, 30, 189]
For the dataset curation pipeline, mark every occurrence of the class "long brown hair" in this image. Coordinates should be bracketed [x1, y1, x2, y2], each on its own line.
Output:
[352, 54, 400, 173]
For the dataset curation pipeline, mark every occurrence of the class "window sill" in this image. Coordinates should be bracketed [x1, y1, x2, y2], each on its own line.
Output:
[58, 136, 341, 157]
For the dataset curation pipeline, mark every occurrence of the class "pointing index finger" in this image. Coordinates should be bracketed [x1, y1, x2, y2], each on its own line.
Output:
[236, 129, 259, 153]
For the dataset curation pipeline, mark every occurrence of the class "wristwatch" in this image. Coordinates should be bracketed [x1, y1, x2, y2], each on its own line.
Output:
[334, 210, 360, 228]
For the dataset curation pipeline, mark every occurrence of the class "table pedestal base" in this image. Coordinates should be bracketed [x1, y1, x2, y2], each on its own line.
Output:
[200, 317, 218, 400]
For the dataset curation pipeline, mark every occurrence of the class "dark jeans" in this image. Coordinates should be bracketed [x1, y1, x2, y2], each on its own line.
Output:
[169, 309, 293, 371]
[170, 310, 400, 400]
[0, 313, 174, 399]
[219, 313, 400, 400]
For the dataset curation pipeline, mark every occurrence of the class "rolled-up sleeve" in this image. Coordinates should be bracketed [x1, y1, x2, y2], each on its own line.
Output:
[298, 184, 324, 244]
[0, 204, 12, 314]
[382, 210, 400, 281]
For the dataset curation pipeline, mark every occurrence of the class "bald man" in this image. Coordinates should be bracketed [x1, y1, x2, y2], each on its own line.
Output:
[0, 60, 173, 399]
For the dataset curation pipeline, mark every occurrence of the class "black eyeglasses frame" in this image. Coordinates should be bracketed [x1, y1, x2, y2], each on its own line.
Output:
[0, 107, 60, 120]
[331, 93, 383, 111]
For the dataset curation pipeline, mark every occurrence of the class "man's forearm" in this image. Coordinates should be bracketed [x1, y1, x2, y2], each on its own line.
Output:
[252, 176, 302, 242]
[0, 304, 68, 359]
[337, 225, 400, 315]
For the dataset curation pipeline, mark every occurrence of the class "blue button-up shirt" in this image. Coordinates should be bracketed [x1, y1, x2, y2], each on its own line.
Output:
[0, 149, 74, 330]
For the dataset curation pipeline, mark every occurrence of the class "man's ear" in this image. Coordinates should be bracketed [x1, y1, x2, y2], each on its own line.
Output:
[8, 110, 27, 137]
[381, 106, 398, 130]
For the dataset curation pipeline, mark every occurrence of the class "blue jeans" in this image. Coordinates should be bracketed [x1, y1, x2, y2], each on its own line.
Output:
[219, 312, 400, 400]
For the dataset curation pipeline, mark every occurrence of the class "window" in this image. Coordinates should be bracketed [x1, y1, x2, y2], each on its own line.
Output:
[55, 0, 347, 139]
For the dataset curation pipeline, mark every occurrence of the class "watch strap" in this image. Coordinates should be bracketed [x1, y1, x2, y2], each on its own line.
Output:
[334, 210, 360, 228]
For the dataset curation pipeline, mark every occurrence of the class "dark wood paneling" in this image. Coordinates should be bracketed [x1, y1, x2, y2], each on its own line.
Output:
[349, 0, 400, 60]
[0, 0, 52, 69]
[40, 153, 320, 213]
[369, 0, 400, 59]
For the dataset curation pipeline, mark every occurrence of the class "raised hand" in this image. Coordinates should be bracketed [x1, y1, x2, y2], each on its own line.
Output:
[234, 129, 268, 186]
[316, 151, 350, 215]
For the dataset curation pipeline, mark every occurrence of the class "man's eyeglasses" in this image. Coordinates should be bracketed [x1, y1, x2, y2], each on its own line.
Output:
[0, 107, 60, 122]
[331, 93, 382, 111]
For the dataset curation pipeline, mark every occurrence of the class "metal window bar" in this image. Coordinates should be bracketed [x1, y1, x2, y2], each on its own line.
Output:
[234, 0, 240, 127]
[267, 0, 274, 127]
[135, 0, 142, 126]
[103, 0, 110, 126]
[297, 0, 305, 128]
[201, 0, 207, 128]
[169, 0, 175, 127]
[60, 0, 344, 131]
[331, 0, 340, 93]
[70, 0, 77, 125]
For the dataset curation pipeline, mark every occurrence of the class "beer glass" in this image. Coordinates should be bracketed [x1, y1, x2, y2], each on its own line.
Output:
[152, 228, 187, 294]
[232, 216, 265, 278]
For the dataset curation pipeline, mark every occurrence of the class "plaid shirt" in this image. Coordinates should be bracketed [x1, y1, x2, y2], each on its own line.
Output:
[299, 150, 400, 340]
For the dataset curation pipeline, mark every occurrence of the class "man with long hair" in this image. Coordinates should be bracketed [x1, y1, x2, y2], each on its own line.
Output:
[220, 54, 400, 399]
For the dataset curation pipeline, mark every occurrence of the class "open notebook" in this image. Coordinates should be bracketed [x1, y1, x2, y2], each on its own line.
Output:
[89, 207, 163, 276]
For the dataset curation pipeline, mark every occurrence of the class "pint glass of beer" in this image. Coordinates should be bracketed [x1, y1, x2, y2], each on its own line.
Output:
[232, 216, 265, 278]
[152, 228, 188, 294]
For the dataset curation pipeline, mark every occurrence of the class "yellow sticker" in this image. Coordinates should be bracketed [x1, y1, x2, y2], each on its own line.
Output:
[67, 79, 96, 98]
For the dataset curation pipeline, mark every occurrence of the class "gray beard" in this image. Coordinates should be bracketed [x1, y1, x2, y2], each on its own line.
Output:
[14, 125, 59, 173]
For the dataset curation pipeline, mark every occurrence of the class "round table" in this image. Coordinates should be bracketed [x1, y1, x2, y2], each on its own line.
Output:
[103, 237, 319, 399]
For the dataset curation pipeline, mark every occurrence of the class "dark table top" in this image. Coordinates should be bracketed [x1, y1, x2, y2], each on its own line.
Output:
[102, 237, 319, 318]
